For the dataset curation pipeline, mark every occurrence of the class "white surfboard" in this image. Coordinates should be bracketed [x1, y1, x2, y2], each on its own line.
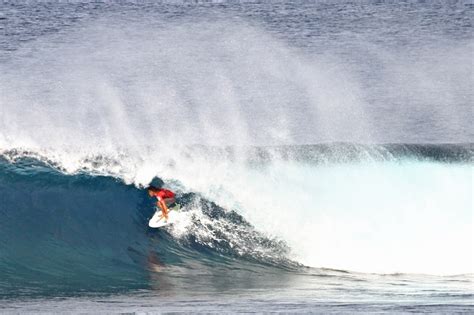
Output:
[148, 204, 181, 228]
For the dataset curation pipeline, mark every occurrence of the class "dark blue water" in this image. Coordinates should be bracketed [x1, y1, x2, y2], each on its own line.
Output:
[0, 0, 473, 312]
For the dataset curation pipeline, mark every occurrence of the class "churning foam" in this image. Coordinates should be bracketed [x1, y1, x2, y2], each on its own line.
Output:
[154, 151, 473, 275]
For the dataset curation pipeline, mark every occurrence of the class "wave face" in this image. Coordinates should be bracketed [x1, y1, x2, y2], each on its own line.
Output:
[0, 155, 294, 297]
[0, 143, 472, 297]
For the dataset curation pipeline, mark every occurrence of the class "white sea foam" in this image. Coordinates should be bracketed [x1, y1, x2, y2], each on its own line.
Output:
[148, 149, 472, 275]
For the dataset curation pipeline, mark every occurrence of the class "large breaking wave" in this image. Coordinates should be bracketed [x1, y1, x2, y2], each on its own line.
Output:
[1, 12, 473, 297]
[0, 152, 296, 297]
[0, 143, 472, 297]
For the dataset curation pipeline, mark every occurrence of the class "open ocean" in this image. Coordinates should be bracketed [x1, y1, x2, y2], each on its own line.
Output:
[0, 0, 473, 313]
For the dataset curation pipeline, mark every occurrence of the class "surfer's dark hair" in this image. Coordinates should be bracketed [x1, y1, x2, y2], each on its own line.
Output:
[147, 186, 160, 192]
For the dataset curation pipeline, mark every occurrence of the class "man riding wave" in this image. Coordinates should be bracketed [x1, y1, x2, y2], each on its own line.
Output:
[147, 185, 176, 221]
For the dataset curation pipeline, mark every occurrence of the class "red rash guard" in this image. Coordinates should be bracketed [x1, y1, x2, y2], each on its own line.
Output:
[153, 189, 175, 200]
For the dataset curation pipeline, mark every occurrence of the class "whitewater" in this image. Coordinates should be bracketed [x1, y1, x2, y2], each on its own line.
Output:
[0, 0, 473, 313]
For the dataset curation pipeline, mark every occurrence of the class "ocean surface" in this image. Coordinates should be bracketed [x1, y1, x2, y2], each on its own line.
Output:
[0, 0, 473, 313]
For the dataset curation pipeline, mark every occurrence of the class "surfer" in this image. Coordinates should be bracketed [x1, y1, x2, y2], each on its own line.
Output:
[147, 186, 176, 221]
